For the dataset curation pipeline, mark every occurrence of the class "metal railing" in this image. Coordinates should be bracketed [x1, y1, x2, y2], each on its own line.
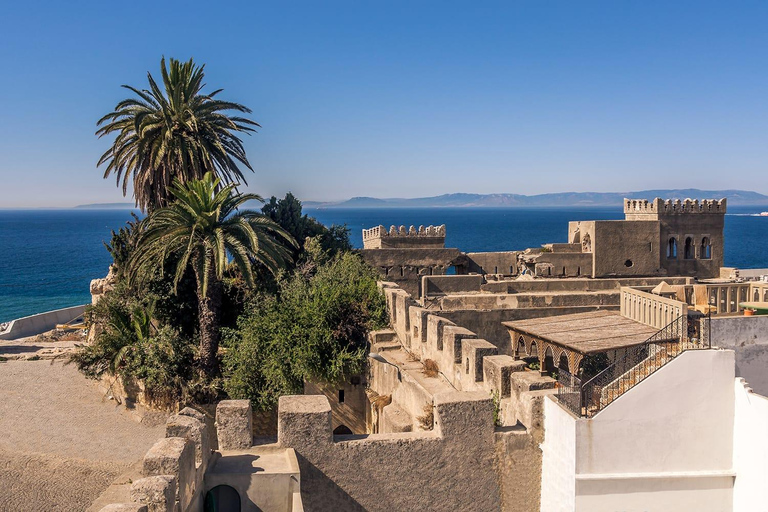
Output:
[556, 315, 711, 417]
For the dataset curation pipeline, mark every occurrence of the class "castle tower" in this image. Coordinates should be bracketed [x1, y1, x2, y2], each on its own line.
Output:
[624, 198, 726, 279]
[362, 224, 446, 249]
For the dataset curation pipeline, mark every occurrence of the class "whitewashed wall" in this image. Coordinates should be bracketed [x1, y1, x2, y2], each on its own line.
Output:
[542, 350, 738, 512]
[733, 378, 768, 511]
[540, 397, 576, 512]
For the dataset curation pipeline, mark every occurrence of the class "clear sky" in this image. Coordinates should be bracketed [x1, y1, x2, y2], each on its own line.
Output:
[0, 1, 766, 207]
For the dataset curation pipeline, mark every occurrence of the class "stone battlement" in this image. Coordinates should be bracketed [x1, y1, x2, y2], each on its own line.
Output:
[362, 224, 446, 249]
[624, 197, 727, 219]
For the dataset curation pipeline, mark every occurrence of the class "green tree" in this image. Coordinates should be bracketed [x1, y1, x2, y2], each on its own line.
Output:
[97, 57, 259, 212]
[223, 252, 387, 409]
[128, 172, 297, 376]
[262, 193, 352, 258]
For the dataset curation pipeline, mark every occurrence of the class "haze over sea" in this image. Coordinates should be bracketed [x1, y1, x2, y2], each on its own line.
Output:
[2, 206, 767, 322]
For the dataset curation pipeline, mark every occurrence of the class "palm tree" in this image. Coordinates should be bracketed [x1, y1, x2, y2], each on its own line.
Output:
[128, 172, 297, 376]
[97, 57, 259, 212]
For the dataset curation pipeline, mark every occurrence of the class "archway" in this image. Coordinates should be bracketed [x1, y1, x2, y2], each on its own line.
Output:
[558, 352, 569, 372]
[517, 336, 526, 358]
[333, 424, 353, 435]
[543, 346, 556, 375]
[205, 485, 241, 512]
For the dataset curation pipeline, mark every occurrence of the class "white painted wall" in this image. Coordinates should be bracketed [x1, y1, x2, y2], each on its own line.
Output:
[543, 350, 738, 512]
[0, 304, 86, 340]
[540, 397, 576, 512]
[733, 378, 768, 511]
[574, 350, 736, 511]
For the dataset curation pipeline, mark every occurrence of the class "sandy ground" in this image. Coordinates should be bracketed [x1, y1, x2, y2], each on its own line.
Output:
[0, 359, 166, 511]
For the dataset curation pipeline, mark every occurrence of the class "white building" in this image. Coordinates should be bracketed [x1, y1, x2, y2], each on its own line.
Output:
[541, 348, 768, 512]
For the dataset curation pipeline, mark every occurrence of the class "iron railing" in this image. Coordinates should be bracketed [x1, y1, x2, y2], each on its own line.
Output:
[556, 314, 711, 417]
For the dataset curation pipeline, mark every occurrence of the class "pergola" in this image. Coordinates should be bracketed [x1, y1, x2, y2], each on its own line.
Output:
[502, 311, 661, 375]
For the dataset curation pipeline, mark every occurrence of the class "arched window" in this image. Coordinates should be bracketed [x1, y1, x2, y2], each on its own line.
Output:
[558, 353, 569, 372]
[517, 336, 526, 357]
[667, 237, 678, 259]
[700, 237, 712, 259]
[684, 237, 694, 259]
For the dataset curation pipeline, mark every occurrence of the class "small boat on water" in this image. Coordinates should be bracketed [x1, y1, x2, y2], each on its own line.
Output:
[761, 212, 768, 217]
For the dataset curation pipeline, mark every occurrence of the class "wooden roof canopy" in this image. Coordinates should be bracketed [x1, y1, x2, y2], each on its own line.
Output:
[503, 311, 661, 355]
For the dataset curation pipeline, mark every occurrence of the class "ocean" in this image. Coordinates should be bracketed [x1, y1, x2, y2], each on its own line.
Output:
[1, 206, 767, 322]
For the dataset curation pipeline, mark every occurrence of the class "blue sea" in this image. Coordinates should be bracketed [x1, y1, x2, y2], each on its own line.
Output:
[1, 206, 767, 322]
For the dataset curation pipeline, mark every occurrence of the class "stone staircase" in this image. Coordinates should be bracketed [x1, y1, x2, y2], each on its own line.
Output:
[372, 282, 559, 437]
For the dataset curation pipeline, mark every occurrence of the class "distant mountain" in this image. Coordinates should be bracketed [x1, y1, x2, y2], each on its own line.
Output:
[75, 202, 137, 209]
[304, 189, 768, 208]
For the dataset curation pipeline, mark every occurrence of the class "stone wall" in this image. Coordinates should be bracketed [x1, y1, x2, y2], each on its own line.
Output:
[98, 408, 211, 512]
[711, 316, 768, 396]
[464, 251, 521, 275]
[360, 248, 465, 297]
[0, 304, 87, 340]
[304, 377, 369, 434]
[277, 393, 505, 512]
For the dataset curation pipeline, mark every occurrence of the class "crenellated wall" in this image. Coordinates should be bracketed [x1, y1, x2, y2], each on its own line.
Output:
[362, 224, 446, 249]
[277, 393, 505, 511]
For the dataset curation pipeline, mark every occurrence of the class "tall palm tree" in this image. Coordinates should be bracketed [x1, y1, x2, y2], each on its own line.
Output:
[128, 173, 297, 376]
[97, 57, 259, 212]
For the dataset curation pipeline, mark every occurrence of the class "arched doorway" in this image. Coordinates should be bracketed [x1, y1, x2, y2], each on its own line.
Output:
[205, 485, 240, 512]
[333, 424, 353, 435]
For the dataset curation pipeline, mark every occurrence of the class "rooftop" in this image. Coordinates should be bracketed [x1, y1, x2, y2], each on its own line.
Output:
[503, 310, 660, 355]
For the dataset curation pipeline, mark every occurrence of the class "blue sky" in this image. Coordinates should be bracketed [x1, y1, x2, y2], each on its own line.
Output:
[0, 1, 766, 207]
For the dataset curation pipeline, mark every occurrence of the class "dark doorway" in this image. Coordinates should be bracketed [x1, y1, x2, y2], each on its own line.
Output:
[205, 485, 240, 512]
[333, 424, 353, 435]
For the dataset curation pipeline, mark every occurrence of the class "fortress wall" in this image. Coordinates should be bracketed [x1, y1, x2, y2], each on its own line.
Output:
[478, 276, 691, 294]
[421, 274, 484, 297]
[592, 220, 660, 277]
[465, 251, 521, 275]
[277, 393, 507, 512]
[532, 252, 593, 278]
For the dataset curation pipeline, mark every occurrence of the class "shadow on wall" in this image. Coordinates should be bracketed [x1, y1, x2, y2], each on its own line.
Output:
[296, 455, 366, 512]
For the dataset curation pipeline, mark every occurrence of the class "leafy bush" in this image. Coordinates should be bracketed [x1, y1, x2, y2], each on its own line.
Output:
[71, 288, 198, 408]
[223, 252, 387, 410]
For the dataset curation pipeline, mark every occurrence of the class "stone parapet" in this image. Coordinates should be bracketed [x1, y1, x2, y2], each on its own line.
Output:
[130, 476, 176, 512]
[362, 224, 446, 249]
[142, 437, 195, 512]
[99, 505, 148, 512]
[624, 197, 727, 219]
[216, 400, 253, 450]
